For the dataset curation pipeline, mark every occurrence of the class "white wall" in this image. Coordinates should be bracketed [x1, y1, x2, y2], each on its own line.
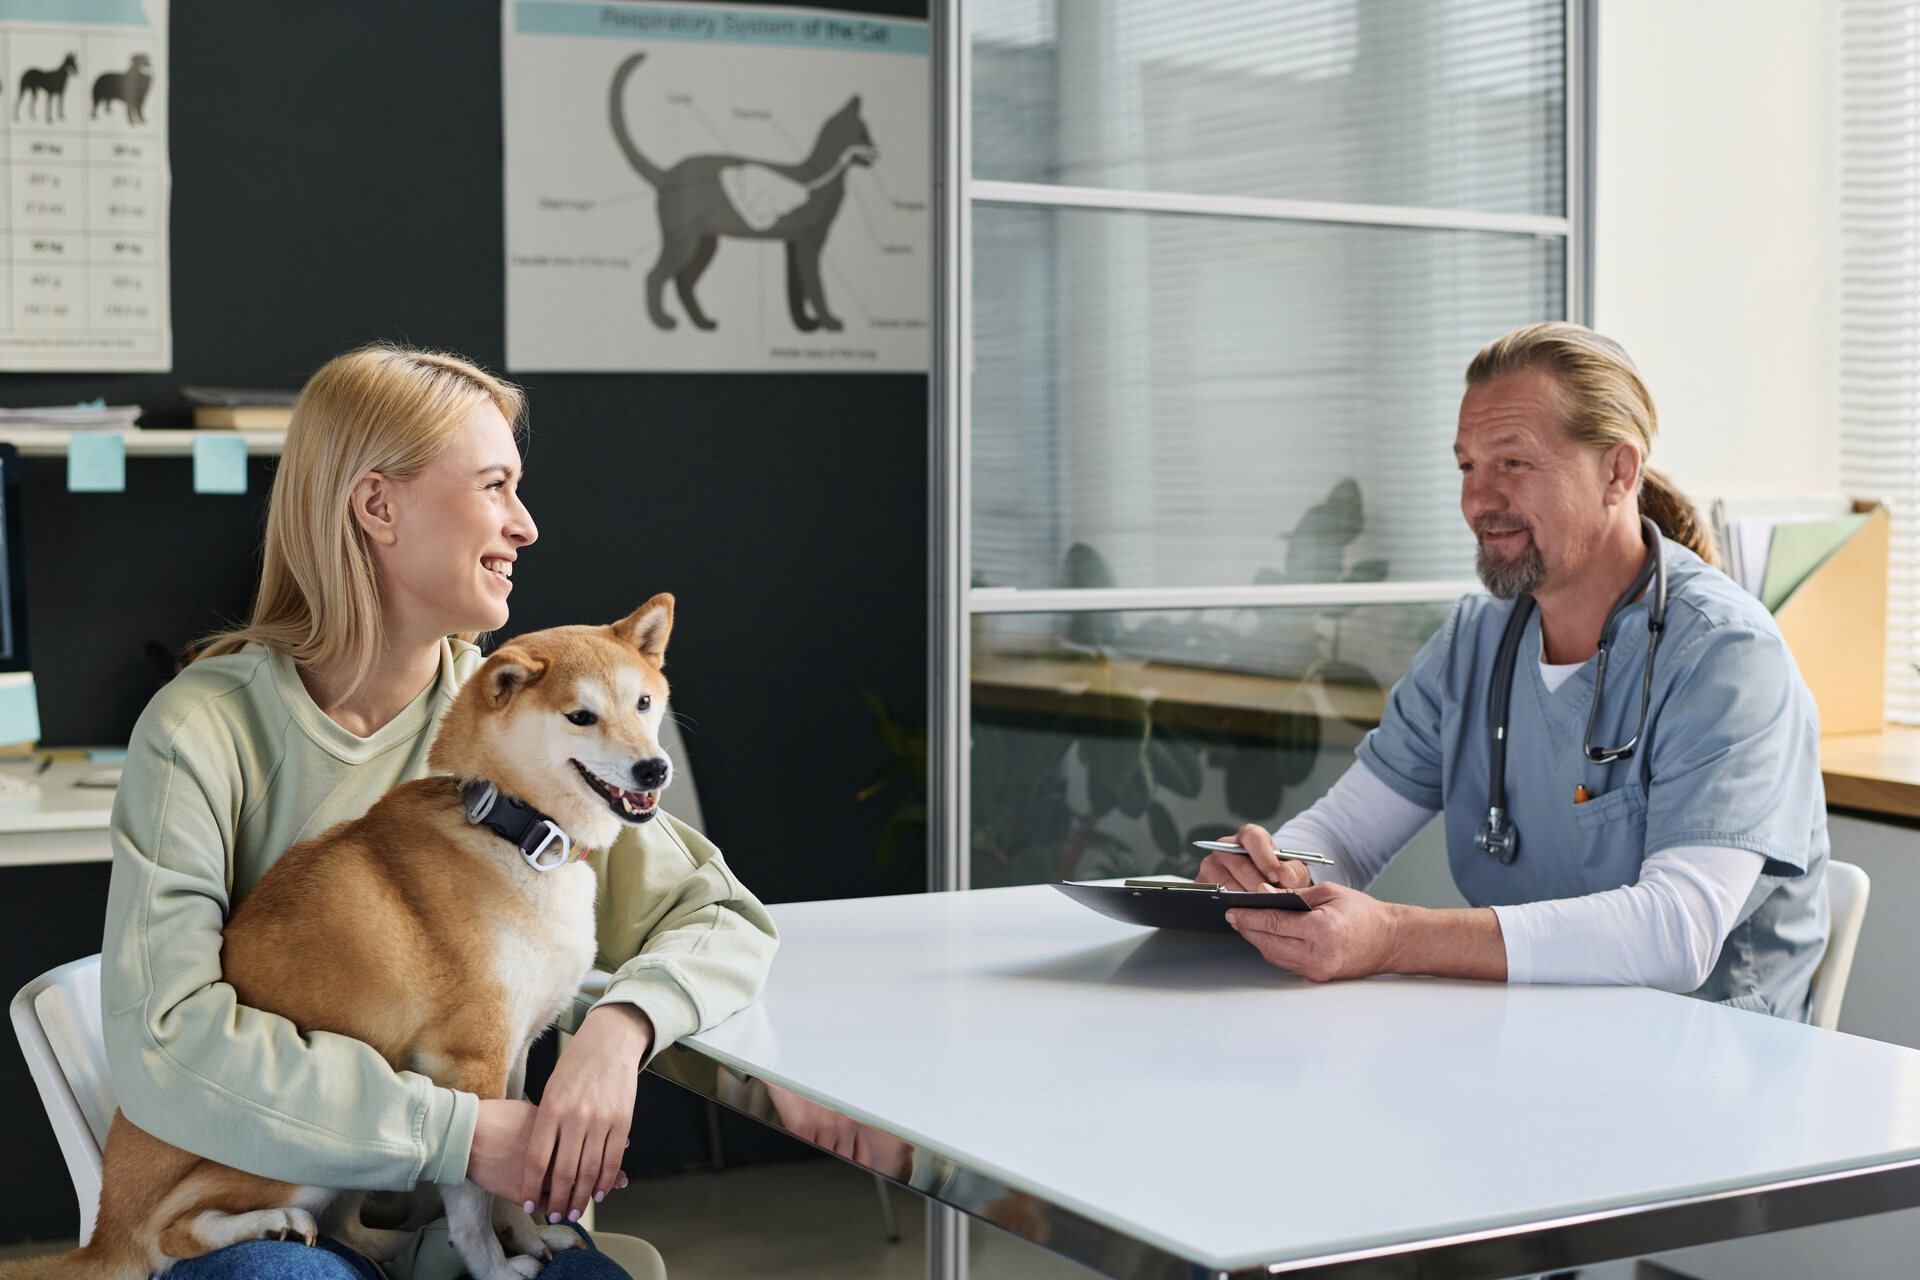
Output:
[1593, 0, 1838, 503]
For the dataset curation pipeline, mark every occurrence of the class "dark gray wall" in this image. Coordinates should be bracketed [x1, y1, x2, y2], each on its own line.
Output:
[0, 0, 928, 1238]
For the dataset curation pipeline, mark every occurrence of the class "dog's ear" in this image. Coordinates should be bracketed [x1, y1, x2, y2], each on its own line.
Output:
[613, 594, 674, 664]
[482, 645, 547, 706]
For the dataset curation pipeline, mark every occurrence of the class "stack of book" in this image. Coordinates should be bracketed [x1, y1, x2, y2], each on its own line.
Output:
[183, 386, 297, 430]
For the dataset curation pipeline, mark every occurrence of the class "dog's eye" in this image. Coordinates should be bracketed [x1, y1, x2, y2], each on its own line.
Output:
[565, 710, 598, 727]
[638, 694, 652, 712]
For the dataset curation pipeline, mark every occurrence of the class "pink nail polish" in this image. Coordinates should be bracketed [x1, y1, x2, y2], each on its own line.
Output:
[548, 1212, 561, 1224]
[568, 1209, 581, 1223]
[522, 1201, 535, 1215]
[594, 1191, 605, 1203]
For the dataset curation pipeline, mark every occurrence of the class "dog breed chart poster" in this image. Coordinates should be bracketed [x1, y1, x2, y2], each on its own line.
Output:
[504, 1, 928, 373]
[0, 0, 167, 371]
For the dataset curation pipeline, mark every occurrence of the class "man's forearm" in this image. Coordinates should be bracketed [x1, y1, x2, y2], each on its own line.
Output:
[1381, 903, 1508, 981]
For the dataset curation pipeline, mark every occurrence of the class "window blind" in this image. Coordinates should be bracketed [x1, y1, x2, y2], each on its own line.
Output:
[1841, 1, 1920, 723]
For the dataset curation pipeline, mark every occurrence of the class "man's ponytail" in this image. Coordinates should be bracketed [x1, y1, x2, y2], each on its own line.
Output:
[1638, 466, 1718, 567]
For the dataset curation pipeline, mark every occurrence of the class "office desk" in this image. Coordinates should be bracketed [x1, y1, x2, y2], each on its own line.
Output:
[0, 757, 116, 867]
[649, 885, 1920, 1280]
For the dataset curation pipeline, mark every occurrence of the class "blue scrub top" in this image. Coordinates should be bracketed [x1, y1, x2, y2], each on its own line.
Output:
[1356, 538, 1830, 1019]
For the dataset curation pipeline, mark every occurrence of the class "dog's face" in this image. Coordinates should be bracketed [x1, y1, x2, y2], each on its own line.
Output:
[430, 594, 676, 851]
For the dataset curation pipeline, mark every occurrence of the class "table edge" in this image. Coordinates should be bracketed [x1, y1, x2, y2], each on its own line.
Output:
[648, 1041, 1920, 1280]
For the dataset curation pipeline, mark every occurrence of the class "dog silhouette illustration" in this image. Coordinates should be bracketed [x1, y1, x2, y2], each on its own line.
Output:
[92, 53, 152, 124]
[609, 52, 878, 333]
[15, 54, 78, 122]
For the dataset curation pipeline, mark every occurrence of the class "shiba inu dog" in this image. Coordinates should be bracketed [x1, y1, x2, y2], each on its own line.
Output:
[5, 596, 677, 1280]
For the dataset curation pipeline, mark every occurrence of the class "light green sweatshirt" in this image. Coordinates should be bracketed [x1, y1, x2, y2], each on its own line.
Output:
[100, 637, 779, 1201]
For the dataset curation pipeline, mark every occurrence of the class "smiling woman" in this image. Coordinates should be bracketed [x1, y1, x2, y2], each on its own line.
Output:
[197, 345, 533, 699]
[94, 343, 778, 1280]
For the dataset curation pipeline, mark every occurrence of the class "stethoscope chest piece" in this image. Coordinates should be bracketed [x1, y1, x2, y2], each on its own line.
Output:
[1476, 806, 1519, 865]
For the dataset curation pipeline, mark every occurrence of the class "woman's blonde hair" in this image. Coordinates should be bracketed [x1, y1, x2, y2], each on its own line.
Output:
[1464, 321, 1717, 566]
[198, 344, 525, 693]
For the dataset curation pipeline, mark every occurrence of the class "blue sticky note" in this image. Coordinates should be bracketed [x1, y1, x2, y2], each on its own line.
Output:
[0, 675, 40, 747]
[193, 434, 248, 495]
[67, 433, 125, 493]
[87, 746, 127, 763]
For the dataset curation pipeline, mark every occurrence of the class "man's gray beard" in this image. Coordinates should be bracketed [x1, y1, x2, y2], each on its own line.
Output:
[1476, 540, 1546, 600]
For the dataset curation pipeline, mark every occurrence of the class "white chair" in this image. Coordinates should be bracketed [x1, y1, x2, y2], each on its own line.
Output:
[10, 954, 666, 1279]
[1808, 859, 1871, 1032]
[10, 954, 111, 1245]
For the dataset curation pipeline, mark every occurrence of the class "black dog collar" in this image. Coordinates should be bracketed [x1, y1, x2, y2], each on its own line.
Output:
[460, 780, 585, 872]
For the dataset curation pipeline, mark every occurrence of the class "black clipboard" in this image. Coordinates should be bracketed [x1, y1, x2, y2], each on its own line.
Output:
[1053, 879, 1309, 934]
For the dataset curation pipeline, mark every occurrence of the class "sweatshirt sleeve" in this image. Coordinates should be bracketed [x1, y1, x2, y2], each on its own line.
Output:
[100, 719, 477, 1191]
[577, 812, 779, 1057]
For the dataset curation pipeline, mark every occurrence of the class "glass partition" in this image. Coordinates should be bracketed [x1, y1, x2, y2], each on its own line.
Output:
[971, 0, 1568, 216]
[972, 204, 1563, 592]
[969, 602, 1447, 888]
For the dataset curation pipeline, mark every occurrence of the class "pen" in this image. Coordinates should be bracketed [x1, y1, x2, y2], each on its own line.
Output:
[1190, 840, 1335, 866]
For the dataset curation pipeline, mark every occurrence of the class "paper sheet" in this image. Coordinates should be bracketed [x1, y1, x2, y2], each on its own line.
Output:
[1759, 513, 1869, 612]
[0, 0, 169, 371]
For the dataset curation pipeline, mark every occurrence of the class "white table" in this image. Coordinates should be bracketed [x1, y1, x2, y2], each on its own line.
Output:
[647, 884, 1920, 1279]
[0, 757, 116, 866]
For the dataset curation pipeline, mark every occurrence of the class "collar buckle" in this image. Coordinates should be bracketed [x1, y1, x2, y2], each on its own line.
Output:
[522, 821, 572, 872]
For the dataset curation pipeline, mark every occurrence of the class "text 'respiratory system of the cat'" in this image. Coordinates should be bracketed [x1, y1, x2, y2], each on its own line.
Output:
[503, 1, 929, 373]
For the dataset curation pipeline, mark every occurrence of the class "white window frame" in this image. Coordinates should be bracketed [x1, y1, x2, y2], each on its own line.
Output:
[929, 0, 1597, 905]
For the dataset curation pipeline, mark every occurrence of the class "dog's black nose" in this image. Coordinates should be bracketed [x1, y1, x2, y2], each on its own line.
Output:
[632, 757, 670, 791]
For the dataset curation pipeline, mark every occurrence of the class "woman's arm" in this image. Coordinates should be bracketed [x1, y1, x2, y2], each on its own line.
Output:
[101, 722, 476, 1190]
[522, 811, 779, 1221]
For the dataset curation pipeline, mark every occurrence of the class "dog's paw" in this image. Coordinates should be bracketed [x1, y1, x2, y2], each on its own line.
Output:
[264, 1208, 319, 1247]
[505, 1254, 547, 1279]
[536, 1223, 584, 1254]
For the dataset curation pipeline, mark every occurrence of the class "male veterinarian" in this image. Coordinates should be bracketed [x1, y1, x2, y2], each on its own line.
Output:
[1200, 322, 1830, 1019]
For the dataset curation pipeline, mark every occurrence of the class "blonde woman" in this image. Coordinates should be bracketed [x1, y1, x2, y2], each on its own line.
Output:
[100, 345, 778, 1280]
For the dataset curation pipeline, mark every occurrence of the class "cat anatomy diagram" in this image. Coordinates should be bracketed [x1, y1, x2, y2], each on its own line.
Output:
[503, 1, 930, 373]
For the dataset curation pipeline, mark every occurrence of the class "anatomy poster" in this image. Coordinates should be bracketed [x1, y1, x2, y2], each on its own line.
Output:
[0, 0, 168, 371]
[503, 1, 929, 373]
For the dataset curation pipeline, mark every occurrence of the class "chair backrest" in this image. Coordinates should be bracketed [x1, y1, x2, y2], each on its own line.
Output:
[656, 714, 705, 835]
[1808, 860, 1871, 1032]
[9, 954, 112, 1243]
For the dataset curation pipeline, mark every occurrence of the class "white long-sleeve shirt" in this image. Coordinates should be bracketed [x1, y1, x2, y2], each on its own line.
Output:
[1275, 755, 1764, 993]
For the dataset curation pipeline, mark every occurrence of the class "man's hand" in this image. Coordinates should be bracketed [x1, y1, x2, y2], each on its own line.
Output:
[520, 1003, 653, 1224]
[1227, 882, 1404, 981]
[1227, 883, 1508, 982]
[1197, 823, 1314, 892]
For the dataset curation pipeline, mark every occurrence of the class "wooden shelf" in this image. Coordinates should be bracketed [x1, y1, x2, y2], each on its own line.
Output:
[1821, 726, 1920, 821]
[972, 651, 1388, 738]
[0, 428, 285, 458]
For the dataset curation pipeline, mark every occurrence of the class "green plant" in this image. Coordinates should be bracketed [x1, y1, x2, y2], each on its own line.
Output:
[855, 690, 927, 873]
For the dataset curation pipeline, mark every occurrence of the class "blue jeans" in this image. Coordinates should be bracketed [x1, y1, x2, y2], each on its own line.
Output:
[170, 1225, 631, 1280]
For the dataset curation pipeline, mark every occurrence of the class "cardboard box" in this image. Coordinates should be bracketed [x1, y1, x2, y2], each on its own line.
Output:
[1772, 502, 1888, 735]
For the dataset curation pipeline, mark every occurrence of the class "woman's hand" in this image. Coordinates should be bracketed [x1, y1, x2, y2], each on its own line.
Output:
[1197, 823, 1314, 892]
[468, 1099, 541, 1200]
[521, 1003, 653, 1223]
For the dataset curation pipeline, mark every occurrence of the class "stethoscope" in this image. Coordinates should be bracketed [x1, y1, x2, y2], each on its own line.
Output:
[1474, 516, 1668, 865]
